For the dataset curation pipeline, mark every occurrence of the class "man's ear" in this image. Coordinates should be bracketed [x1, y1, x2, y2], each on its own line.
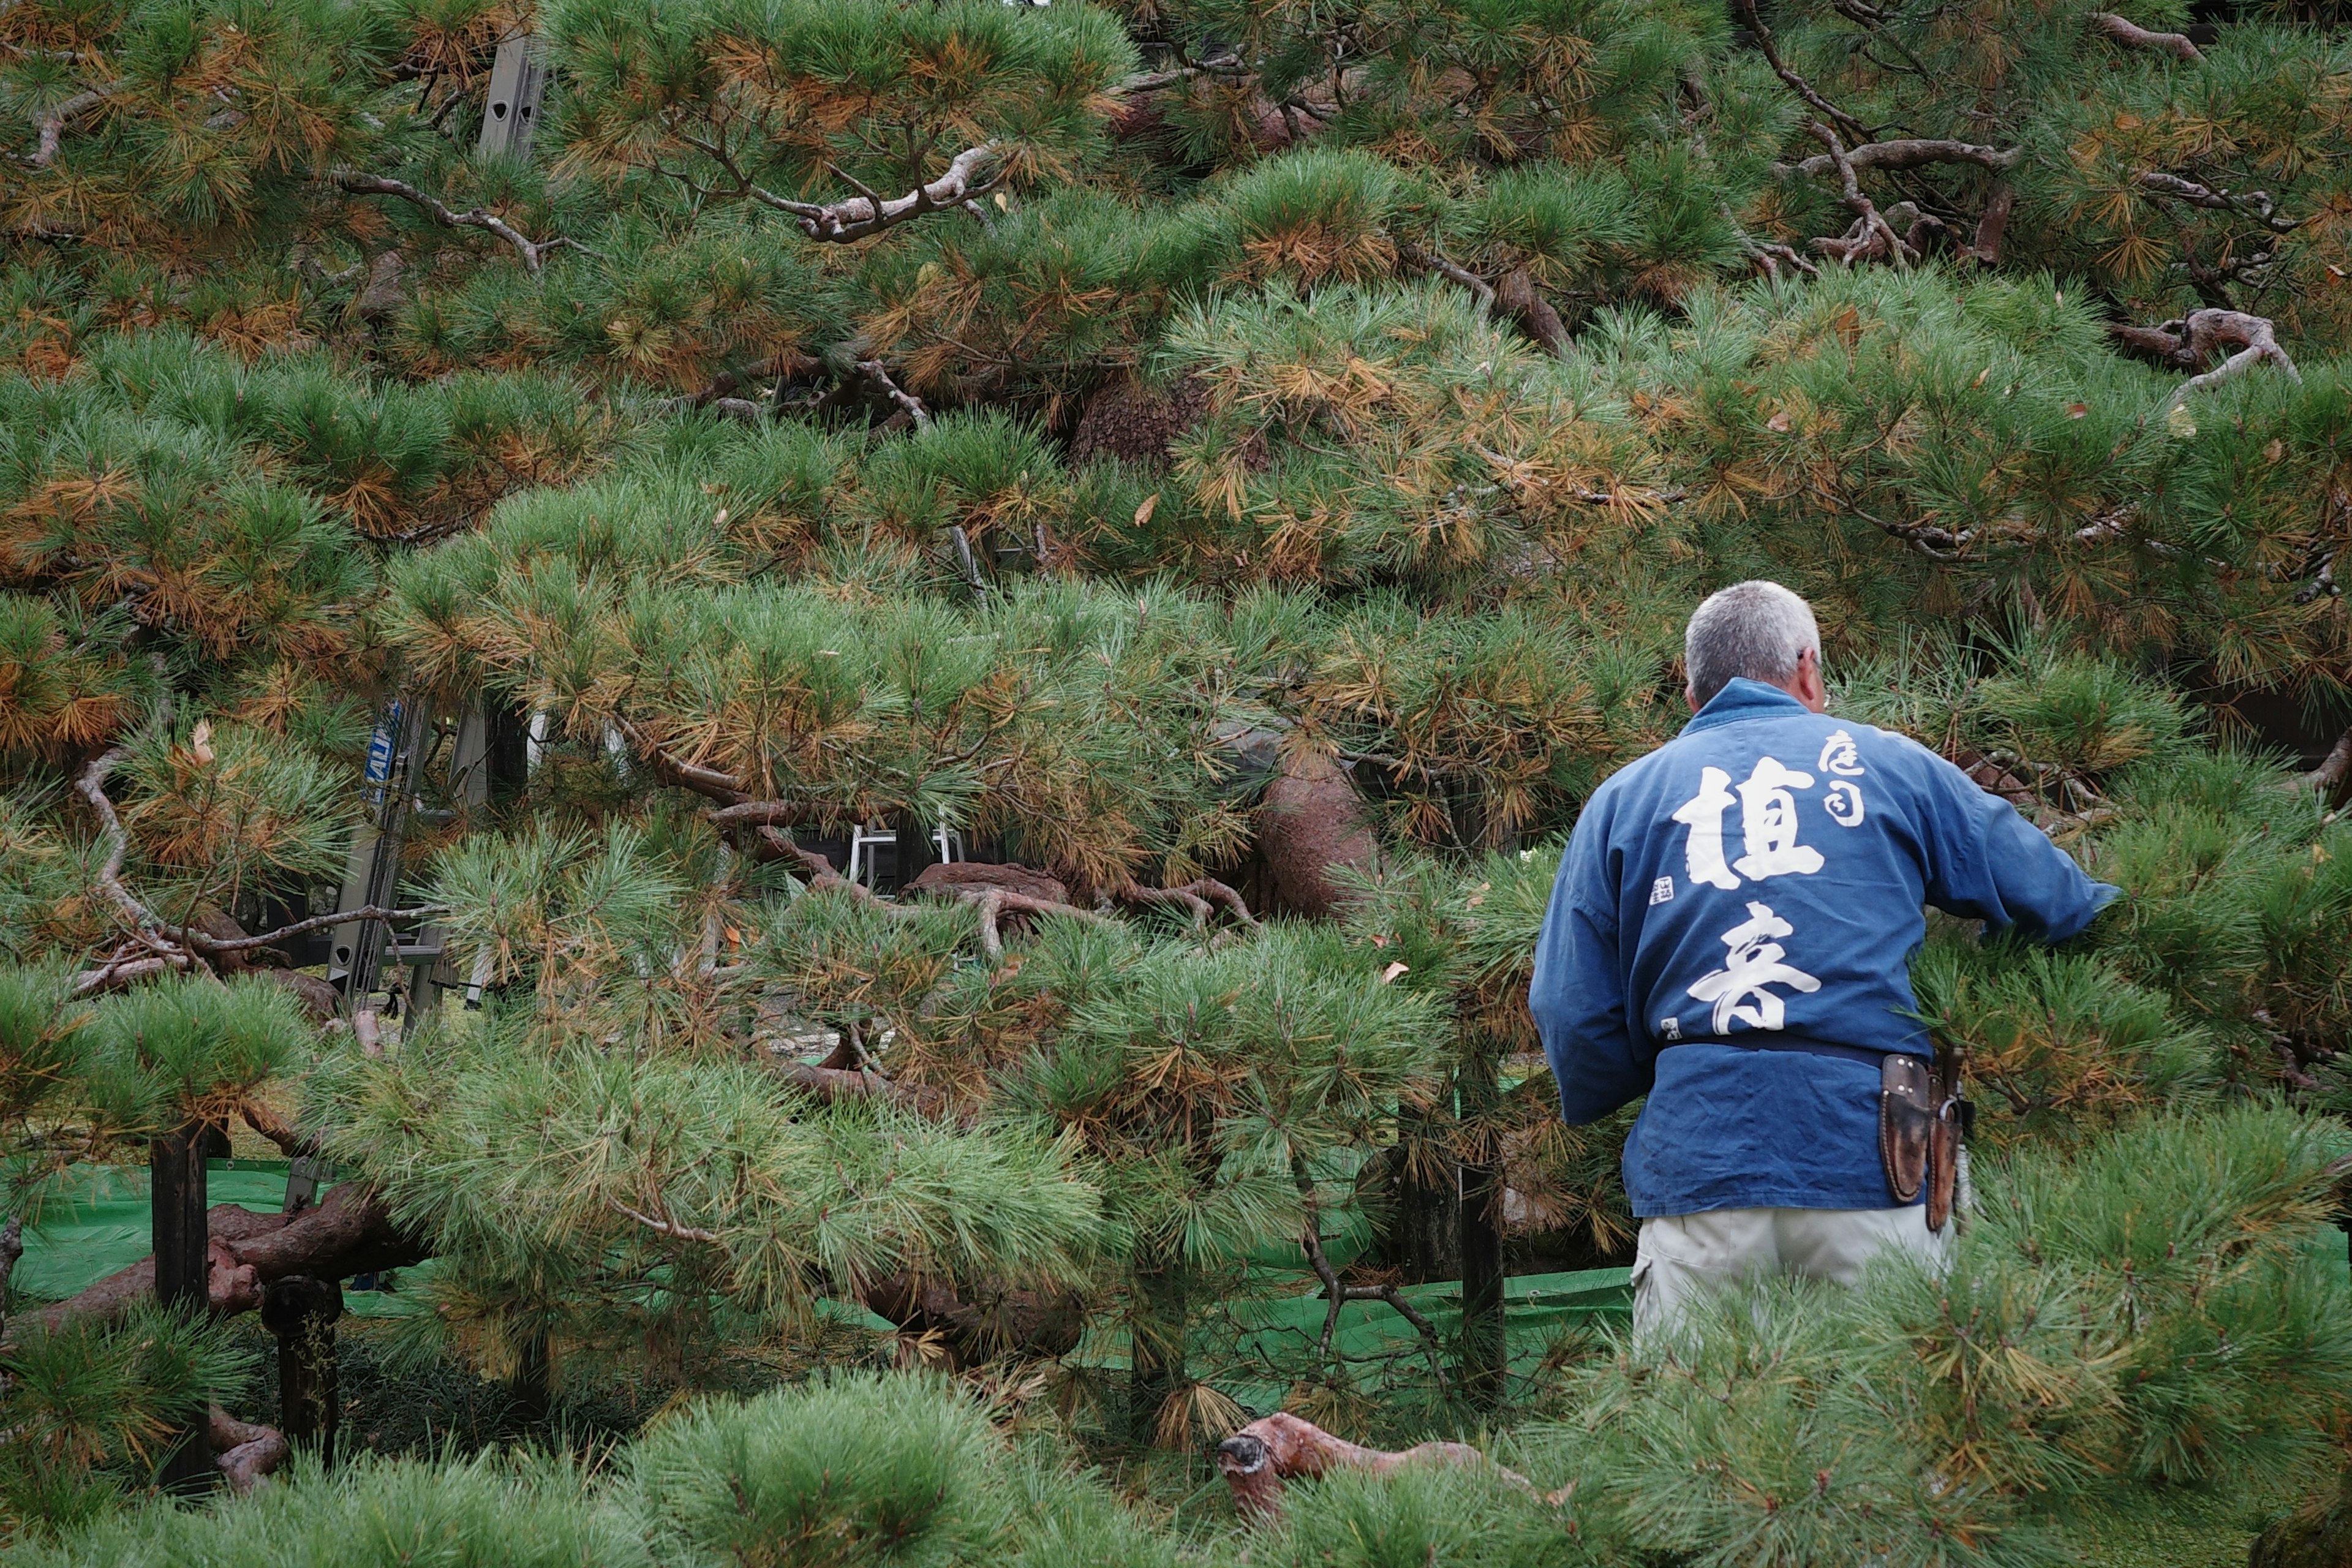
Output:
[1793, 649, 1829, 714]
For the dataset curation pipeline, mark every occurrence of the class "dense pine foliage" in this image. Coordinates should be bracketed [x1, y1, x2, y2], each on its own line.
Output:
[3, 0, 2352, 1562]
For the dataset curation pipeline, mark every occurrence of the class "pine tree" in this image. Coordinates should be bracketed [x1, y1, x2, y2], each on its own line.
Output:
[3, 0, 2352, 1558]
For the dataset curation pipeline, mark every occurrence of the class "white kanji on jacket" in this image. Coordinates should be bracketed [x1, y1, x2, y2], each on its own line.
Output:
[1685, 900, 1822, 1032]
[1669, 756, 1826, 891]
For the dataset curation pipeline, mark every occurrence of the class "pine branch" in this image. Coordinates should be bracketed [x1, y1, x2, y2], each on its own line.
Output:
[0, 1215, 20, 1341]
[13, 1183, 423, 1341]
[1723, 207, 1822, 281]
[1806, 124, 1915, 268]
[1395, 243, 1495, 307]
[1961, 182, 2016, 265]
[239, 1099, 318, 1159]
[74, 749, 156, 930]
[620, 722, 750, 804]
[1776, 139, 2021, 180]
[705, 799, 815, 831]
[1493, 268, 1570, 356]
[1733, 0, 1873, 146]
[750, 143, 1005, 244]
[1292, 1155, 1447, 1389]
[69, 951, 190, 997]
[14, 83, 114, 170]
[2090, 12, 2204, 64]
[74, 748, 441, 988]
[202, 904, 447, 955]
[1117, 52, 1249, 95]
[331, 172, 598, 275]
[2112, 309, 2304, 407]
[2135, 172, 2301, 233]
[855, 361, 930, 429]
[1111, 878, 1260, 930]
[607, 1197, 721, 1244]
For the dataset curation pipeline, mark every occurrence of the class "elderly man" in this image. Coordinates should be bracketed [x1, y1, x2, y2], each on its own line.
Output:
[1530, 581, 2117, 1338]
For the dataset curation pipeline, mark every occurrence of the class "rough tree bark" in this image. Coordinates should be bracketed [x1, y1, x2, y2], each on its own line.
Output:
[14, 1183, 425, 1341]
[1257, 747, 1378, 918]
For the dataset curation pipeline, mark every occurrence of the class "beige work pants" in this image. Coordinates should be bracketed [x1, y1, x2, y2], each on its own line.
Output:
[1630, 1204, 1948, 1343]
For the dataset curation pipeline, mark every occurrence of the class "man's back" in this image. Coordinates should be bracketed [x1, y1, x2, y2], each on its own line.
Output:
[1531, 677, 2116, 1218]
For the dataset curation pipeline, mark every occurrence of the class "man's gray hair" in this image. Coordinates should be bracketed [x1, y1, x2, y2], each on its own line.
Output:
[1684, 581, 1820, 709]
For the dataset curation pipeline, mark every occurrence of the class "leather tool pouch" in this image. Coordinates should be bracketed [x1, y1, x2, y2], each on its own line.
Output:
[1879, 1053, 1933, 1207]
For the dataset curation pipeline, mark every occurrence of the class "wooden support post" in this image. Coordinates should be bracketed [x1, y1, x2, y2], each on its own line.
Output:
[150, 1122, 215, 1493]
[262, 1276, 343, 1468]
[510, 1327, 551, 1426]
[1127, 1255, 1188, 1446]
[1456, 1045, 1507, 1403]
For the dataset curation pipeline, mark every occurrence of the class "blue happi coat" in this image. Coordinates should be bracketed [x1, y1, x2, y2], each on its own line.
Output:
[1529, 678, 2119, 1217]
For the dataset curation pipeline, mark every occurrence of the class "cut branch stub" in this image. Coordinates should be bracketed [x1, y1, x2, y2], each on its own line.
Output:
[1215, 1412, 1520, 1521]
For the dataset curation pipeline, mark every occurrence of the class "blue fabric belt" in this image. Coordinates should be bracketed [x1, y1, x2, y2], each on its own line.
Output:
[1665, 1038, 1893, 1068]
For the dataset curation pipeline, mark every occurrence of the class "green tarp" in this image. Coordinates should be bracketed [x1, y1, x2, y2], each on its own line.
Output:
[1071, 1265, 1634, 1409]
[14, 1164, 1635, 1376]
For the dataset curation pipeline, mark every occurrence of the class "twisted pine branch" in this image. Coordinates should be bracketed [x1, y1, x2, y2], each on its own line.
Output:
[15, 85, 113, 169]
[331, 173, 598, 274]
[72, 748, 437, 993]
[856, 360, 931, 428]
[2111, 309, 2303, 406]
[1733, 0, 1872, 146]
[1776, 138, 2021, 181]
[1292, 1158, 1447, 1390]
[1807, 123, 1915, 268]
[2135, 172, 2301, 234]
[2090, 12, 2204, 63]
[751, 143, 1004, 243]
[1111, 878, 1260, 930]
[75, 749, 172, 943]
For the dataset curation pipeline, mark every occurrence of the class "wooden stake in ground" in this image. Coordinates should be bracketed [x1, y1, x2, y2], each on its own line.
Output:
[262, 1276, 344, 1468]
[151, 1121, 215, 1493]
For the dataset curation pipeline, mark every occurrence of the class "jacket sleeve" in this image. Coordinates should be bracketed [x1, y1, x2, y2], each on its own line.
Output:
[1529, 805, 1655, 1125]
[1913, 747, 2121, 943]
